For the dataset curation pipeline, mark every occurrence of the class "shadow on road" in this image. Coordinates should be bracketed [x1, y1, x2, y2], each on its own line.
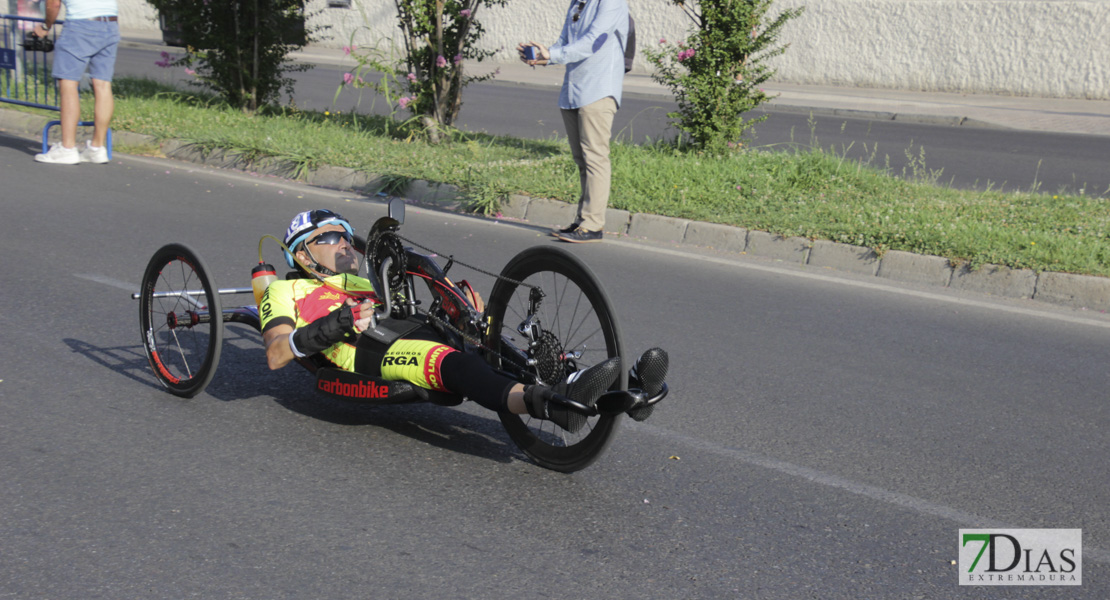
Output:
[274, 393, 519, 467]
[0, 132, 41, 157]
[64, 337, 166, 392]
[65, 325, 522, 467]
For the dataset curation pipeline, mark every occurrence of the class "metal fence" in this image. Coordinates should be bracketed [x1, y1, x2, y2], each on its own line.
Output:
[0, 14, 58, 109]
[2, 13, 112, 159]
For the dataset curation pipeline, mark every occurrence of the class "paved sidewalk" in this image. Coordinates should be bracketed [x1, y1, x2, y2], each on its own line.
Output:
[121, 28, 1110, 138]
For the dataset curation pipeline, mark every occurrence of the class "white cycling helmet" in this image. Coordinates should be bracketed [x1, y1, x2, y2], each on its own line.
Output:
[283, 209, 355, 269]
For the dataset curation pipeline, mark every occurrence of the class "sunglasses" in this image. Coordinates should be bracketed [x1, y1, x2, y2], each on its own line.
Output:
[308, 230, 353, 246]
[573, 1, 585, 22]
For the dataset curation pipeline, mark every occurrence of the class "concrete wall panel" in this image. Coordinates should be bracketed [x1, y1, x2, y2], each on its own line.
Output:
[122, 0, 1110, 98]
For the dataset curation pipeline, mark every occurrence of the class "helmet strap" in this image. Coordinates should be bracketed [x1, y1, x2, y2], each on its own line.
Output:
[300, 243, 339, 278]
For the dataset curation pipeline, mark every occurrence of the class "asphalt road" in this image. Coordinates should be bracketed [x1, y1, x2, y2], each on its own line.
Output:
[1, 132, 1107, 598]
[112, 45, 1110, 197]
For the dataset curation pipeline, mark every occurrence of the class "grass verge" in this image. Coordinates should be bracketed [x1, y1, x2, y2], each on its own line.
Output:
[29, 77, 1110, 277]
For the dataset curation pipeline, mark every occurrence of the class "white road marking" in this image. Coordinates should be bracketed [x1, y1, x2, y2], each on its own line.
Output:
[630, 419, 1110, 564]
[76, 273, 139, 292]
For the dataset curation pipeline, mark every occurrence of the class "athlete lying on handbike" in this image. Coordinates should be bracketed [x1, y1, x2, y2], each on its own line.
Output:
[260, 209, 668, 432]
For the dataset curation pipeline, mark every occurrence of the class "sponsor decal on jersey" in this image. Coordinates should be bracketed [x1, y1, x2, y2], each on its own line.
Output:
[317, 374, 390, 399]
[423, 344, 452, 391]
[298, 286, 348, 323]
[381, 355, 420, 367]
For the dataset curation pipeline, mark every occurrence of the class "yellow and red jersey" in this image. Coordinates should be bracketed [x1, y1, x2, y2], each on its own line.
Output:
[259, 274, 375, 371]
[259, 274, 454, 392]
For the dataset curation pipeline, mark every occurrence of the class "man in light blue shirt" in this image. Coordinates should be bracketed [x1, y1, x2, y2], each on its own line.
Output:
[32, 0, 119, 165]
[519, 0, 629, 243]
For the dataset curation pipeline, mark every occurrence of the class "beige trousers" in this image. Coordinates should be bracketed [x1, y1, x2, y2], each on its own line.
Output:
[561, 97, 618, 232]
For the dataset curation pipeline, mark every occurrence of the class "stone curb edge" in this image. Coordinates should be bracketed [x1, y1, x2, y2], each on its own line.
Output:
[3, 106, 1106, 312]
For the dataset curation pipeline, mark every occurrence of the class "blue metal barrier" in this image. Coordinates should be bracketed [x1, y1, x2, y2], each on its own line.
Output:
[2, 13, 112, 160]
[1, 14, 58, 109]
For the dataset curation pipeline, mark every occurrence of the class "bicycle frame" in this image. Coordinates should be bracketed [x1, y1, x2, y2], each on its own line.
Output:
[134, 200, 668, 472]
[134, 198, 661, 415]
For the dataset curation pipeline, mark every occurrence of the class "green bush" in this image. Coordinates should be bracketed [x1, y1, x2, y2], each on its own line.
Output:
[341, 0, 506, 142]
[644, 0, 803, 154]
[147, 0, 318, 112]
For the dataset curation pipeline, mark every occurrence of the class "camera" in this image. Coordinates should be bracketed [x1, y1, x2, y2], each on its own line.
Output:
[22, 32, 55, 53]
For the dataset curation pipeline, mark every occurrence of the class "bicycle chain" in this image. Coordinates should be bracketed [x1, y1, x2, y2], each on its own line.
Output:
[421, 301, 527, 379]
[398, 234, 541, 292]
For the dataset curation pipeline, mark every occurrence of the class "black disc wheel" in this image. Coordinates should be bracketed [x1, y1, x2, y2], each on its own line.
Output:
[139, 243, 223, 398]
[486, 246, 626, 472]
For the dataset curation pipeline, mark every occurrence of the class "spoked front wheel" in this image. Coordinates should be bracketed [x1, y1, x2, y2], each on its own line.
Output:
[138, 243, 223, 398]
[485, 246, 626, 473]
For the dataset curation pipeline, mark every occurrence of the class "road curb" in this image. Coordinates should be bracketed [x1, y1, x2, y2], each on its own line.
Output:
[808, 240, 880, 276]
[2, 105, 1106, 312]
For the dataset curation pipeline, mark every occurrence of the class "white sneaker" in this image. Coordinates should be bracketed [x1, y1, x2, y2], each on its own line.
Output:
[79, 141, 109, 164]
[34, 143, 80, 165]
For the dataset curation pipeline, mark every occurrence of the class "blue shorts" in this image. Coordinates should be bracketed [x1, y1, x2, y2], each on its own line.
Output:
[53, 20, 120, 82]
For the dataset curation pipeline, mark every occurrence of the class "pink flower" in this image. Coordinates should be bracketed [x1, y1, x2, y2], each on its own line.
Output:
[343, 72, 354, 85]
[659, 38, 667, 44]
[343, 45, 356, 55]
[185, 68, 196, 76]
[460, 9, 471, 17]
[454, 54, 462, 66]
[407, 72, 417, 82]
[436, 55, 447, 68]
[155, 50, 171, 68]
[398, 96, 412, 108]
[677, 48, 696, 62]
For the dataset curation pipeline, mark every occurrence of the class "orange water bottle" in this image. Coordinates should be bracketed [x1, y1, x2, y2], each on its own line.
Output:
[251, 262, 278, 306]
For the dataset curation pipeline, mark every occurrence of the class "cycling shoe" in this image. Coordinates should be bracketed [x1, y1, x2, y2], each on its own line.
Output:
[628, 347, 668, 421]
[525, 357, 621, 432]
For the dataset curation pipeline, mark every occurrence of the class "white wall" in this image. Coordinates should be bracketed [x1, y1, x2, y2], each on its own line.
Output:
[120, 0, 1110, 99]
[769, 0, 1109, 99]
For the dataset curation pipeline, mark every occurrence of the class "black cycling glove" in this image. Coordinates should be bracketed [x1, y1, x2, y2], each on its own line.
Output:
[290, 304, 355, 356]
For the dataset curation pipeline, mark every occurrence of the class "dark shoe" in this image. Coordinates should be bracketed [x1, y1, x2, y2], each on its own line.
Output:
[524, 357, 621, 432]
[555, 228, 603, 243]
[549, 222, 581, 237]
[628, 348, 669, 421]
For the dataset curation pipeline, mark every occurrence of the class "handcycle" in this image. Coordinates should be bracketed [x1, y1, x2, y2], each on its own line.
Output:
[133, 198, 667, 472]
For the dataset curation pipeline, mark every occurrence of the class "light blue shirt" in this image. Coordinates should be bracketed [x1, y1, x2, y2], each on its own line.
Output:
[547, 0, 629, 110]
[63, 0, 119, 20]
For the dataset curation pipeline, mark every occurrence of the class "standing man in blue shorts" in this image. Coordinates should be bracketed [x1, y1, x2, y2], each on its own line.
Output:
[32, 0, 119, 165]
